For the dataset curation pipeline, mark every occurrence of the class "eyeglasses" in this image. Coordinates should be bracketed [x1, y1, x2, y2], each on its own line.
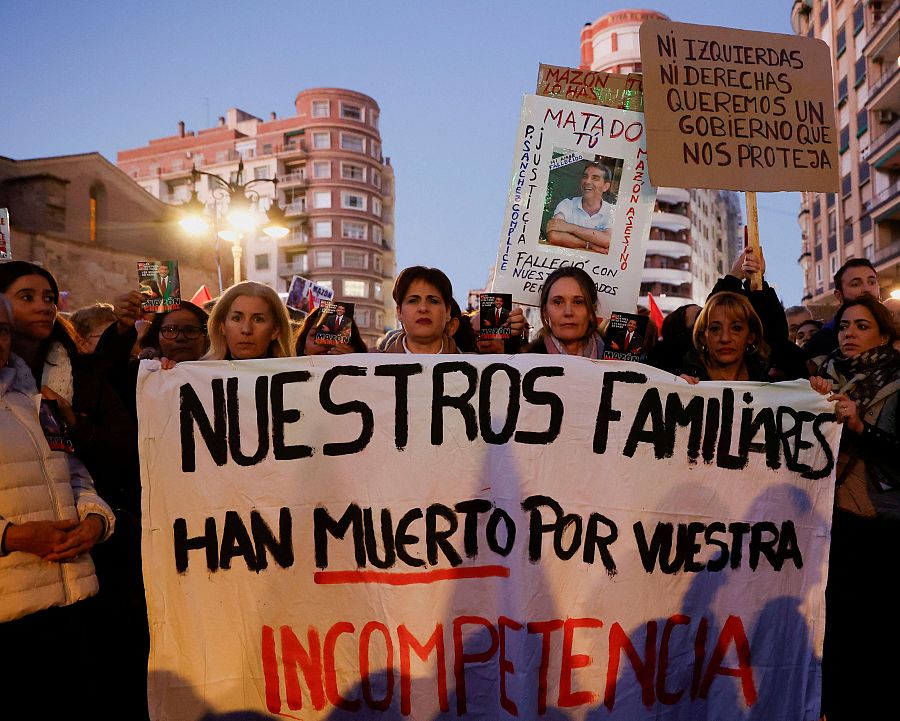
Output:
[159, 325, 206, 340]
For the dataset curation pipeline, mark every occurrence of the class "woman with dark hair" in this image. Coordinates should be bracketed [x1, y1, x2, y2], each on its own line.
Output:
[295, 306, 367, 356]
[645, 302, 701, 373]
[808, 294, 899, 719]
[0, 261, 79, 401]
[137, 301, 209, 362]
[380, 266, 460, 354]
[0, 294, 116, 716]
[523, 266, 604, 357]
[678, 291, 769, 383]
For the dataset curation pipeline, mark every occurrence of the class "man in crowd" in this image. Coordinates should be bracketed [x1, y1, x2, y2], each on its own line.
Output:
[785, 305, 813, 344]
[805, 258, 881, 364]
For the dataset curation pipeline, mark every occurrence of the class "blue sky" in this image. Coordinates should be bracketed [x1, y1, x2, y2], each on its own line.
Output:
[0, 0, 807, 305]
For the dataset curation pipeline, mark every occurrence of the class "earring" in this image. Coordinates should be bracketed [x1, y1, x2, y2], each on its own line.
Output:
[746, 342, 758, 355]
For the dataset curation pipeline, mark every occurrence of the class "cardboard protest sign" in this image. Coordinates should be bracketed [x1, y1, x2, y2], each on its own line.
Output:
[138, 355, 839, 720]
[0, 208, 10, 260]
[639, 20, 839, 192]
[493, 94, 656, 316]
[536, 64, 644, 112]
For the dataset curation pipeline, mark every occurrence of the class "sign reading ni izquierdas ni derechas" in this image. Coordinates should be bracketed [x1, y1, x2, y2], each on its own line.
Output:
[639, 20, 839, 192]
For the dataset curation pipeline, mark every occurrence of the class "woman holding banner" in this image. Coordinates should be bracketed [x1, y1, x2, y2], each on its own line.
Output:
[0, 294, 116, 716]
[523, 267, 604, 357]
[677, 291, 770, 383]
[809, 294, 900, 719]
[379, 266, 461, 354]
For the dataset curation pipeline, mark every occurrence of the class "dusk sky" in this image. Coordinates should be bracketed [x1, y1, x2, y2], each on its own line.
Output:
[1, 0, 808, 305]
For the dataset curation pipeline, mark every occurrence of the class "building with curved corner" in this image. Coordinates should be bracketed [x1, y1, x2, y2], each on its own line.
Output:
[580, 9, 743, 313]
[117, 87, 396, 347]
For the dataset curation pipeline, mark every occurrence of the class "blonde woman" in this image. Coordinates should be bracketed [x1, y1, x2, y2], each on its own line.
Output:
[202, 281, 292, 361]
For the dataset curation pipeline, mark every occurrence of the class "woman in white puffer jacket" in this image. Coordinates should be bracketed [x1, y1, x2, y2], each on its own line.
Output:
[0, 294, 115, 714]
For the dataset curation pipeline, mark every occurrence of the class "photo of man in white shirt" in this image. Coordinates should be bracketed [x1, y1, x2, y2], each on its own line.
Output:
[544, 161, 615, 255]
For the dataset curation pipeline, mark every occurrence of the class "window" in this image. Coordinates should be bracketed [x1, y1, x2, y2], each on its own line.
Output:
[343, 279, 368, 298]
[828, 209, 837, 235]
[838, 76, 848, 106]
[372, 170, 381, 188]
[373, 253, 383, 273]
[861, 214, 872, 234]
[313, 161, 331, 179]
[216, 151, 227, 163]
[314, 220, 332, 238]
[341, 192, 366, 210]
[841, 172, 852, 197]
[836, 25, 846, 57]
[372, 197, 382, 217]
[857, 108, 868, 137]
[254, 166, 271, 180]
[859, 158, 870, 184]
[341, 163, 365, 181]
[374, 282, 383, 300]
[376, 311, 385, 330]
[315, 280, 333, 292]
[815, 263, 824, 285]
[313, 132, 331, 150]
[314, 191, 332, 209]
[340, 133, 365, 152]
[372, 225, 383, 245]
[855, 56, 866, 88]
[830, 254, 840, 278]
[342, 221, 367, 240]
[262, 144, 272, 156]
[370, 141, 380, 159]
[839, 125, 850, 153]
[340, 103, 363, 120]
[369, 110, 379, 129]
[315, 250, 333, 268]
[864, 243, 874, 261]
[312, 100, 330, 118]
[820, 3, 829, 25]
[342, 250, 368, 269]
[255, 253, 270, 271]
[853, 2, 864, 34]
[89, 196, 98, 242]
[843, 221, 854, 244]
[355, 308, 370, 328]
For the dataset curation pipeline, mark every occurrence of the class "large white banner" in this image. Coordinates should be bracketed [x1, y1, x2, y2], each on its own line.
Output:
[493, 94, 656, 317]
[138, 356, 839, 721]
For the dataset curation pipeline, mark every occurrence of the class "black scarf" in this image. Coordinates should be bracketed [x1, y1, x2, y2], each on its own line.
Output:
[823, 344, 900, 411]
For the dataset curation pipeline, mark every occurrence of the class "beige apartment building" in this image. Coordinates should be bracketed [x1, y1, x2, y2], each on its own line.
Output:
[792, 0, 900, 307]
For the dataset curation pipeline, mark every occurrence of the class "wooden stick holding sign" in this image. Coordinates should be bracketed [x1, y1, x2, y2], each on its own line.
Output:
[745, 191, 762, 291]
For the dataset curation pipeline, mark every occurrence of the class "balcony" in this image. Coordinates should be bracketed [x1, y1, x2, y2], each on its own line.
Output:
[869, 116, 900, 169]
[284, 200, 308, 216]
[642, 267, 693, 285]
[278, 262, 309, 278]
[278, 231, 309, 248]
[874, 239, 900, 268]
[278, 140, 307, 159]
[870, 179, 900, 220]
[867, 62, 900, 113]
[652, 210, 691, 232]
[278, 169, 308, 186]
[862, 0, 900, 56]
[646, 238, 692, 258]
[656, 187, 691, 204]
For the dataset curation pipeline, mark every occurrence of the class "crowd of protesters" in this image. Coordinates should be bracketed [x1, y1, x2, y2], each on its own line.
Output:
[1, 250, 898, 719]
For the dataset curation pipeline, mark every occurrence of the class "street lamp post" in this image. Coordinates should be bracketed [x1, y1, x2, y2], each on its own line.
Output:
[178, 159, 289, 290]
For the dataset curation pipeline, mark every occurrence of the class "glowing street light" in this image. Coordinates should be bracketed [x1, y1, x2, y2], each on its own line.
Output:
[177, 159, 289, 289]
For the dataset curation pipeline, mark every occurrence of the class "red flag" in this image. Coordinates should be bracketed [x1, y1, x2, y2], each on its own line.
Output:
[190, 285, 213, 306]
[647, 292, 664, 340]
